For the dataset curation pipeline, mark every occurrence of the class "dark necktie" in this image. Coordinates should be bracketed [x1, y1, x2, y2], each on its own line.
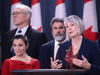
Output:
[56, 44, 60, 60]
[18, 30, 22, 33]
[11, 30, 22, 56]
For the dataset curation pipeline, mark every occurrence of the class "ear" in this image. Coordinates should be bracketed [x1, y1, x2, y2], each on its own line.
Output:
[26, 43, 29, 49]
[25, 14, 30, 20]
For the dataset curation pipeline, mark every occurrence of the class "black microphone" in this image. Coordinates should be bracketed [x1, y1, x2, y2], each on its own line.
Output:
[57, 60, 61, 64]
[54, 60, 62, 69]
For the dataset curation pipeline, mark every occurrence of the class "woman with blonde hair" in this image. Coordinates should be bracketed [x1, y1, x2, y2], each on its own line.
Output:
[57, 15, 100, 75]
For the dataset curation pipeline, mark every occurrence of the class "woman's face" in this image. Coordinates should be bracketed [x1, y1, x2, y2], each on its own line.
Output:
[65, 22, 79, 38]
[13, 39, 28, 56]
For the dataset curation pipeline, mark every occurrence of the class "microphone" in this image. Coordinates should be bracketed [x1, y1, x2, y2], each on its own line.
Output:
[54, 60, 62, 69]
[57, 60, 61, 64]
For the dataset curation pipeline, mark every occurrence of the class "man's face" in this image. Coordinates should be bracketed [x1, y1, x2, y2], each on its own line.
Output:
[13, 8, 26, 26]
[52, 22, 66, 42]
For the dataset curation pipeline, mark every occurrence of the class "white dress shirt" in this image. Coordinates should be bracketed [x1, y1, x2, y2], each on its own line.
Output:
[15, 25, 29, 36]
[54, 40, 60, 61]
[54, 38, 67, 61]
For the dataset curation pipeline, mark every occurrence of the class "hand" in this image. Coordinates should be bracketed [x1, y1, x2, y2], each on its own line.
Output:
[50, 57, 63, 69]
[72, 55, 91, 69]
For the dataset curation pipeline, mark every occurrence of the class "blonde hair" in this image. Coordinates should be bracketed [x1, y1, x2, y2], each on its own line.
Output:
[64, 15, 85, 40]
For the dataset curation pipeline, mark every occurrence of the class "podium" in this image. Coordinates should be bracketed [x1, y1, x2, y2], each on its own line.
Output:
[11, 69, 90, 75]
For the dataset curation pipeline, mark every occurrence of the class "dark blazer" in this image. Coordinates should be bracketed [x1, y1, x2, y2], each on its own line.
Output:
[39, 40, 55, 69]
[39, 40, 70, 69]
[1, 26, 47, 62]
[60, 36, 100, 74]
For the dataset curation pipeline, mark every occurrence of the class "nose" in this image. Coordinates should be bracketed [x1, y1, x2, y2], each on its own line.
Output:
[56, 28, 60, 33]
[15, 46, 20, 51]
[67, 26, 71, 30]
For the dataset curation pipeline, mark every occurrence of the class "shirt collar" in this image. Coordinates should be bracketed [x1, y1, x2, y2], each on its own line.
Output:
[16, 25, 29, 35]
[54, 37, 67, 46]
[55, 40, 60, 47]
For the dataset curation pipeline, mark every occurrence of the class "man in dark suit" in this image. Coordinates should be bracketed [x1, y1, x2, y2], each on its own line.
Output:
[1, 4, 47, 62]
[39, 17, 67, 69]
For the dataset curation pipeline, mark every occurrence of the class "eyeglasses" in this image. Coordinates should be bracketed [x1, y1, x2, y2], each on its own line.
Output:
[11, 12, 27, 15]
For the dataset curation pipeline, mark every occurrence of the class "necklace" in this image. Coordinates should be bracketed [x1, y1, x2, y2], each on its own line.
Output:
[74, 46, 77, 48]
[15, 54, 28, 62]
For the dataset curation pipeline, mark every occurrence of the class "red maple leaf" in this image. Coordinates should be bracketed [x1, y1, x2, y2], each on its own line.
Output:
[84, 0, 92, 4]
[83, 26, 99, 41]
[30, 25, 42, 31]
[37, 27, 42, 31]
[30, 25, 32, 28]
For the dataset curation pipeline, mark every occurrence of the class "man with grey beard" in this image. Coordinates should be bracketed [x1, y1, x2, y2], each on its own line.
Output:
[39, 17, 67, 69]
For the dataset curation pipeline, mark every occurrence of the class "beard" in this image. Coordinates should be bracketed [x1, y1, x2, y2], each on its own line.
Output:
[53, 33, 66, 41]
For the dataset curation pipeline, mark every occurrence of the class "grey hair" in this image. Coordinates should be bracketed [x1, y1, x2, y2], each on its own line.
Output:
[50, 17, 65, 29]
[15, 4, 32, 20]
[64, 15, 85, 36]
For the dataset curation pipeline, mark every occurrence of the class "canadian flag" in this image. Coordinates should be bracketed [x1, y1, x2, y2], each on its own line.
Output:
[10, 0, 21, 30]
[30, 0, 42, 31]
[83, 0, 99, 41]
[55, 0, 66, 18]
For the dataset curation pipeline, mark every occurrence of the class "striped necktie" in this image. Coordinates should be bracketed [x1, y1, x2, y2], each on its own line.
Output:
[56, 44, 60, 60]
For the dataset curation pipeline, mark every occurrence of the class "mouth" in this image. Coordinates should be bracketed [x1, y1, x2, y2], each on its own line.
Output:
[16, 51, 20, 53]
[68, 32, 73, 34]
[56, 34, 62, 36]
[55, 33, 62, 36]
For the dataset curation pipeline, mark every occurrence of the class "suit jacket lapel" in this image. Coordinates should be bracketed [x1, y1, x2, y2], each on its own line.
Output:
[59, 40, 70, 68]
[25, 26, 32, 38]
[50, 40, 55, 61]
[77, 36, 88, 60]
[11, 28, 17, 38]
